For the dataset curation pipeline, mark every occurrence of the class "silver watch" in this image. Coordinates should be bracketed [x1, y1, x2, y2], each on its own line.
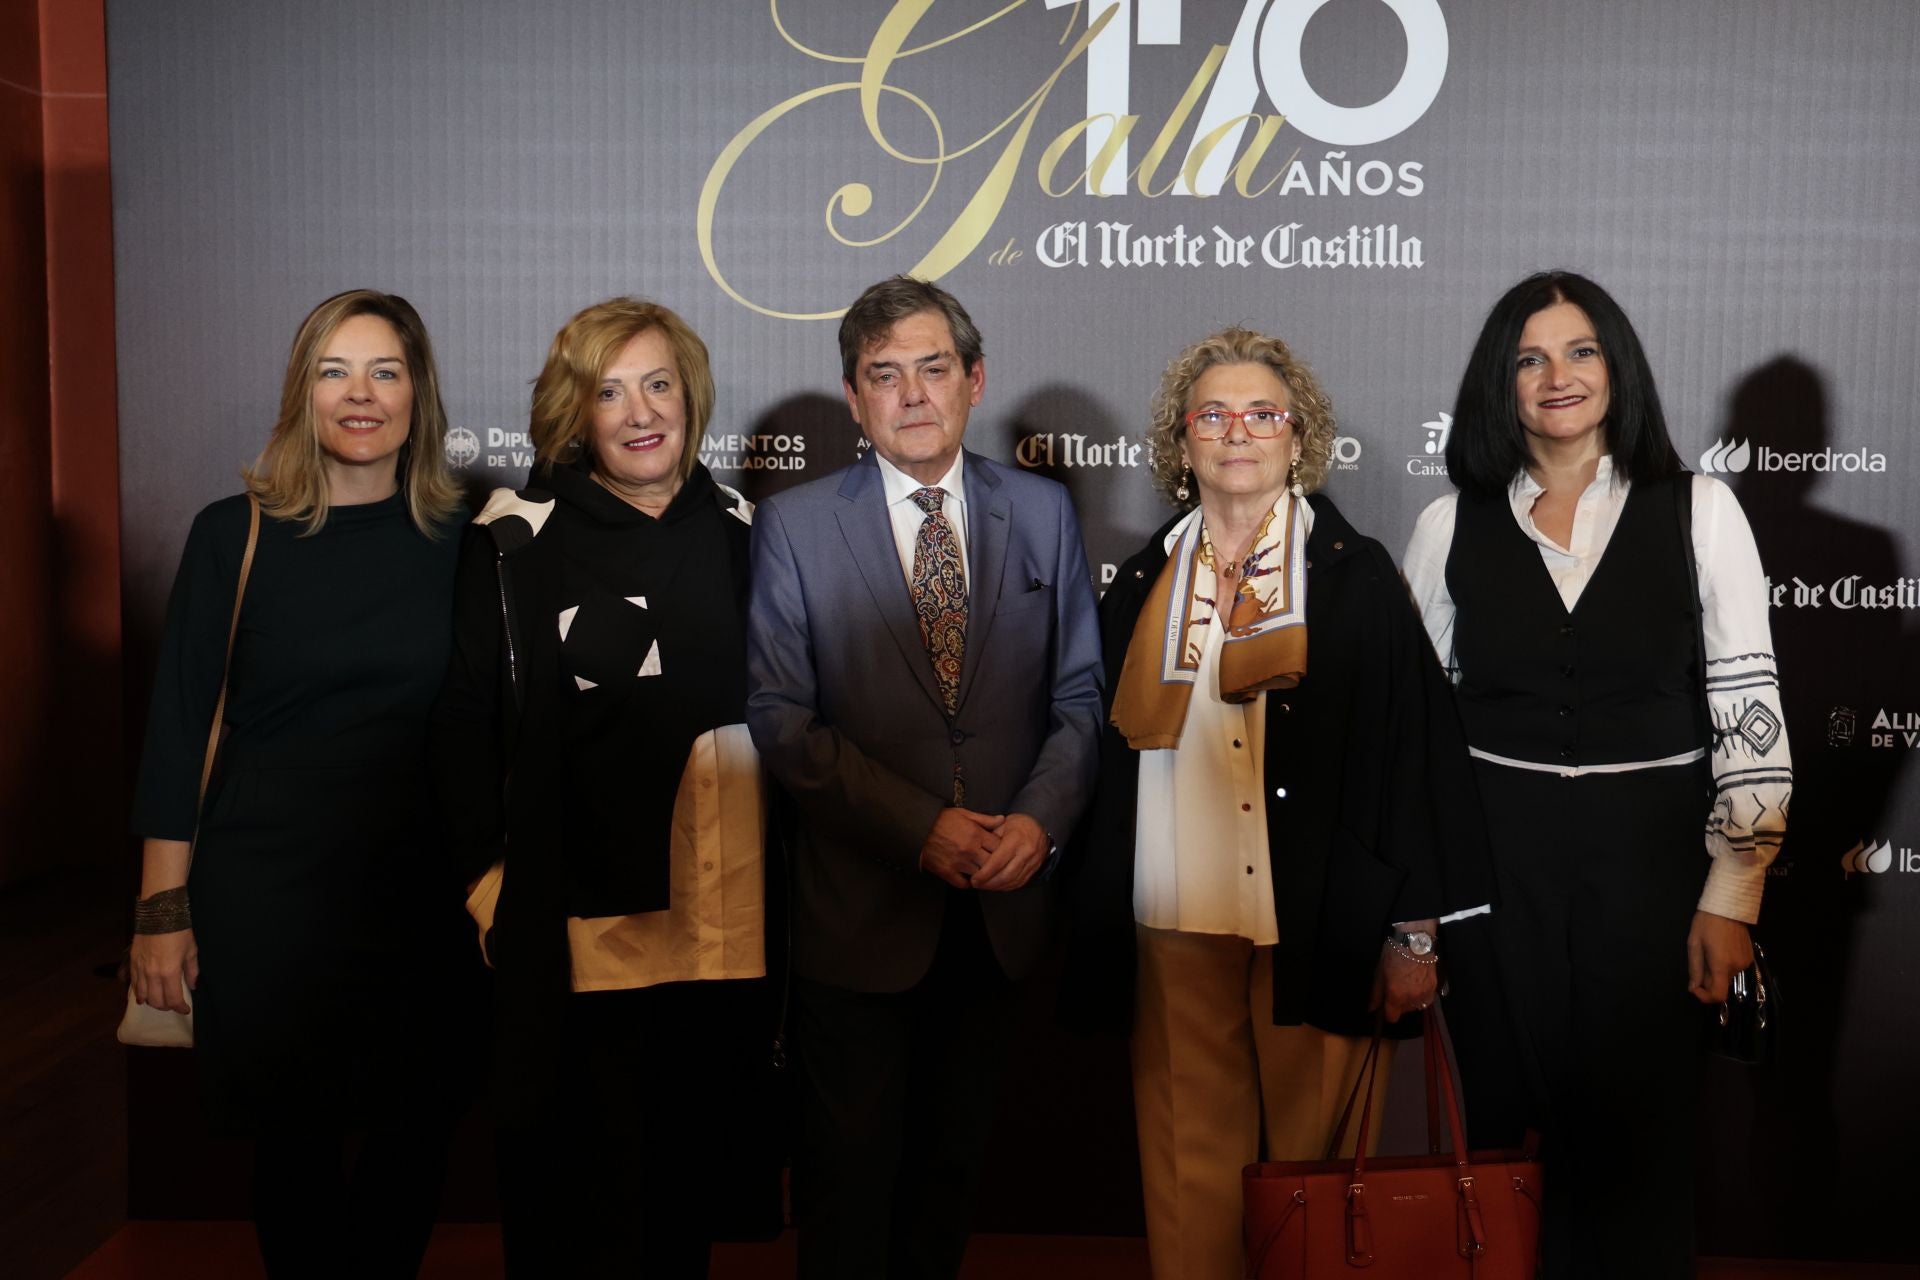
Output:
[1389, 926, 1436, 957]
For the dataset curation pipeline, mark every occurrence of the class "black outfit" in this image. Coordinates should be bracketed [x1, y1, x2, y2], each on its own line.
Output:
[432, 463, 780, 1277]
[1442, 474, 1709, 1279]
[131, 491, 477, 1277]
[1061, 495, 1494, 1038]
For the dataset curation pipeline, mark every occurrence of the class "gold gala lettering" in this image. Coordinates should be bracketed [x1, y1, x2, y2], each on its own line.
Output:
[699, 1, 1299, 319]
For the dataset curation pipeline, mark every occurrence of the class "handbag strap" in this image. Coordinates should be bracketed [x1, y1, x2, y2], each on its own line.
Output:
[187, 495, 261, 868]
[1424, 1023, 1444, 1155]
[1323, 1026, 1386, 1160]
[1344, 1008, 1476, 1175]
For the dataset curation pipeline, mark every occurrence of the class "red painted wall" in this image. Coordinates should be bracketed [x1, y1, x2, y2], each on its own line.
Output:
[0, 0, 121, 887]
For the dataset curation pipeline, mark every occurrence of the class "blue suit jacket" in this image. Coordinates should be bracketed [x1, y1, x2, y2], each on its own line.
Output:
[746, 448, 1104, 991]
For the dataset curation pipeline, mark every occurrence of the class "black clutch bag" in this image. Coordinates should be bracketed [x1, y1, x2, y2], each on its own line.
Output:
[1710, 940, 1777, 1065]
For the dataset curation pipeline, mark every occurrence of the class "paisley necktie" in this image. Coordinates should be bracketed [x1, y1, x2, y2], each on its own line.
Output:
[908, 486, 967, 720]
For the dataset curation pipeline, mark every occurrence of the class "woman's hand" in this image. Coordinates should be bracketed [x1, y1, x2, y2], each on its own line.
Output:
[1371, 934, 1440, 1023]
[129, 929, 199, 1015]
[1686, 910, 1753, 1005]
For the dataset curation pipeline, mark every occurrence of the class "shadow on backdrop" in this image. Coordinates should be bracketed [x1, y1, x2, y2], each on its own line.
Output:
[733, 394, 855, 507]
[1696, 354, 1916, 1263]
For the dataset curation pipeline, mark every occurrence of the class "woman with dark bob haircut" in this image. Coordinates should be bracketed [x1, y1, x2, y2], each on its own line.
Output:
[1063, 326, 1493, 1277]
[1404, 272, 1791, 1277]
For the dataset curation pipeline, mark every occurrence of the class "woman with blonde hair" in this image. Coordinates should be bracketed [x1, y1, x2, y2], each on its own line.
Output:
[1062, 326, 1491, 1279]
[434, 297, 779, 1274]
[127, 289, 476, 1276]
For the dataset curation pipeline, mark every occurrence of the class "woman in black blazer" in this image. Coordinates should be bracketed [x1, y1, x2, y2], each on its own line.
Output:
[1061, 326, 1492, 1279]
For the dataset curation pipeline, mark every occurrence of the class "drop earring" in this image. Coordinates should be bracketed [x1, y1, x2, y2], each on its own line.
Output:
[1287, 457, 1303, 497]
[1175, 467, 1192, 503]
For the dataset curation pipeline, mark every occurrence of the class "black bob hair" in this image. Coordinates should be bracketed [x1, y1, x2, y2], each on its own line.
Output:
[1444, 271, 1682, 499]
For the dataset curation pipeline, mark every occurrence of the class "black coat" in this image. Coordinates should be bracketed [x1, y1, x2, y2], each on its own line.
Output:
[1059, 494, 1494, 1039]
[431, 465, 779, 1122]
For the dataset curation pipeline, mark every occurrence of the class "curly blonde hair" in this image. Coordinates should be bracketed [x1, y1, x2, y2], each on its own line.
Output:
[1145, 327, 1337, 508]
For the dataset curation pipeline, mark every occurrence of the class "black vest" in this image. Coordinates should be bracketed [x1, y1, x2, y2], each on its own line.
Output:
[1445, 474, 1702, 767]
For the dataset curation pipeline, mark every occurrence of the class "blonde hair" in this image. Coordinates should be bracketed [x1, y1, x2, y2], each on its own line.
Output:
[244, 289, 461, 536]
[529, 298, 714, 483]
[1144, 326, 1337, 508]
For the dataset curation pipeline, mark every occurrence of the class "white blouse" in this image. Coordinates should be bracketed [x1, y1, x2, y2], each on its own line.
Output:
[1132, 504, 1318, 942]
[1402, 460, 1791, 924]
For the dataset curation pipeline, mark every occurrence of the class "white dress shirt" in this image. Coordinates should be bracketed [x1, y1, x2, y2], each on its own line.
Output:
[875, 450, 970, 586]
[1402, 460, 1791, 923]
[1132, 504, 1319, 942]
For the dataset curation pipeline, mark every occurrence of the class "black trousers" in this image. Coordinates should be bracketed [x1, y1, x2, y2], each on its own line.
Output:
[792, 892, 1020, 1280]
[495, 977, 775, 1279]
[1448, 762, 1711, 1280]
[251, 1121, 452, 1280]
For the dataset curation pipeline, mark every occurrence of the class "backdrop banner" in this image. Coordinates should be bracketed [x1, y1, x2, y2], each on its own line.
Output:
[109, 0, 1918, 1260]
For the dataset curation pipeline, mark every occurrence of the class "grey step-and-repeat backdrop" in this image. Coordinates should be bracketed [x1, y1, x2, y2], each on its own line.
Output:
[111, 0, 1917, 1260]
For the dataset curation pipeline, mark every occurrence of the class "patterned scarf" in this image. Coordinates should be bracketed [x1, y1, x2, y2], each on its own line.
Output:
[1110, 493, 1309, 749]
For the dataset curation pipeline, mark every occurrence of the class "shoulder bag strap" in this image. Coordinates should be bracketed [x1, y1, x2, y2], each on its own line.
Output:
[188, 495, 261, 864]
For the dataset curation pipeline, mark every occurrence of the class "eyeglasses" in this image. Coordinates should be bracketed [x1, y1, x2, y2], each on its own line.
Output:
[1183, 408, 1297, 440]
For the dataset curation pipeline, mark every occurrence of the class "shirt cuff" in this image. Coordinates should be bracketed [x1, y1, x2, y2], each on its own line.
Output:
[1698, 859, 1765, 925]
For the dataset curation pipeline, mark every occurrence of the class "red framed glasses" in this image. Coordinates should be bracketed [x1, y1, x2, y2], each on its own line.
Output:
[1183, 408, 1296, 440]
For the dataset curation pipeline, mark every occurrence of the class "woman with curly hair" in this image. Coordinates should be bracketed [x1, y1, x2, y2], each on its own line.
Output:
[1062, 326, 1492, 1279]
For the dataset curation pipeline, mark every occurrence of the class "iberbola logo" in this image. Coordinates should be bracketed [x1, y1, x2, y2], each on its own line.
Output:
[1840, 838, 1918, 876]
[1698, 438, 1751, 473]
[1699, 436, 1888, 475]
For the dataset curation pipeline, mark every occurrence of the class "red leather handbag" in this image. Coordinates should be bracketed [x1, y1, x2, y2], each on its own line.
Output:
[1242, 1007, 1543, 1279]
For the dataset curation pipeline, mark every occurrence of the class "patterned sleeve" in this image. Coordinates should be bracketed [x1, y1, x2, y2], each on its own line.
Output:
[1692, 475, 1791, 924]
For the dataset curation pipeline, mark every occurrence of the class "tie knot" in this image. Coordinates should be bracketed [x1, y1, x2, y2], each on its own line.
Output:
[911, 487, 946, 515]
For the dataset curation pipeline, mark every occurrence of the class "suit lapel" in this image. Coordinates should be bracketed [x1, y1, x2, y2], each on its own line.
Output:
[956, 452, 1009, 715]
[836, 454, 946, 712]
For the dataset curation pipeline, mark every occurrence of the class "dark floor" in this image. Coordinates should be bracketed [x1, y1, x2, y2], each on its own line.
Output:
[10, 871, 1918, 1280]
[64, 1223, 1920, 1280]
[1, 868, 129, 1280]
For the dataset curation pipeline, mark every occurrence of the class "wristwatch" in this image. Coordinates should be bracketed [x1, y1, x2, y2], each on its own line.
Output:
[1388, 925, 1437, 961]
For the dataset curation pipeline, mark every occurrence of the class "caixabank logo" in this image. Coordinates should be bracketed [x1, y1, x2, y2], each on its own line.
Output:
[1698, 436, 1889, 475]
[1840, 837, 1919, 877]
[1406, 411, 1450, 477]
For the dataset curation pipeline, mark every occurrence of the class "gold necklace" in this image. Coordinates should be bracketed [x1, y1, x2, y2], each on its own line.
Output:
[1198, 508, 1277, 586]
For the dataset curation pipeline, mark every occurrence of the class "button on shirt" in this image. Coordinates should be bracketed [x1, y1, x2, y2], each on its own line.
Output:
[1132, 504, 1315, 944]
[876, 451, 970, 584]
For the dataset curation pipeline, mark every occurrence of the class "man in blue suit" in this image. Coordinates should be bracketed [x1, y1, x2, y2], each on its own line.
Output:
[747, 276, 1103, 1278]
